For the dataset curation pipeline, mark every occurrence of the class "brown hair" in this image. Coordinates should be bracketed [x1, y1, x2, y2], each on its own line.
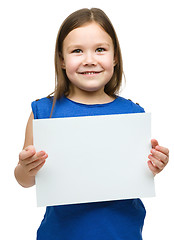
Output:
[49, 8, 123, 116]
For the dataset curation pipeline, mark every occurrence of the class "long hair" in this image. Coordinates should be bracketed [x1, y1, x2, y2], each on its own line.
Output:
[49, 8, 123, 116]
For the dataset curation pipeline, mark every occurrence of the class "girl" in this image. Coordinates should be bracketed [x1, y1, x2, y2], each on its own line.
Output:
[15, 8, 169, 240]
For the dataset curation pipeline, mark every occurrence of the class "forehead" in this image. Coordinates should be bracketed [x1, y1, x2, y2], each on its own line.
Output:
[63, 22, 113, 47]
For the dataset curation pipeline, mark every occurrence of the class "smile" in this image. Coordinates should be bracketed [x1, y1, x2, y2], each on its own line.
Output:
[79, 71, 102, 75]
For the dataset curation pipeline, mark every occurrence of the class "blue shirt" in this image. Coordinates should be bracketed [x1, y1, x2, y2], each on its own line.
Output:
[32, 96, 146, 240]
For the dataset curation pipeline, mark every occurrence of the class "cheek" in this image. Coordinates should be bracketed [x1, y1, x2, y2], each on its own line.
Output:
[100, 54, 115, 69]
[102, 59, 115, 76]
[64, 57, 80, 75]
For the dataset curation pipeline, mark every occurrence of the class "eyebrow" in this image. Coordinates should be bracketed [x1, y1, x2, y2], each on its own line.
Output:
[67, 42, 110, 50]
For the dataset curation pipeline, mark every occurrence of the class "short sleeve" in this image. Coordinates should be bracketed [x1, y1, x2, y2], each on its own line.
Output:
[129, 100, 145, 113]
[31, 97, 53, 119]
[31, 100, 38, 119]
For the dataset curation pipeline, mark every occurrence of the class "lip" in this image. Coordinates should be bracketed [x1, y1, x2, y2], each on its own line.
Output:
[78, 71, 103, 75]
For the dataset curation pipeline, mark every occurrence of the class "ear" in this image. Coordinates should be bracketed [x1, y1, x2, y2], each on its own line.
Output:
[59, 53, 66, 69]
[61, 61, 66, 69]
[113, 56, 118, 66]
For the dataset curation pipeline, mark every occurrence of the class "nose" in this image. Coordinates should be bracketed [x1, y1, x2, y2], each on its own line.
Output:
[83, 51, 97, 66]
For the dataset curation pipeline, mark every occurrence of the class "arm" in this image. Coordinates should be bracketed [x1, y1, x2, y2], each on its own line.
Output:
[148, 139, 169, 176]
[14, 112, 48, 188]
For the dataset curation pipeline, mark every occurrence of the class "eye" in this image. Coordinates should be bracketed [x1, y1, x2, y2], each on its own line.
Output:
[96, 48, 106, 53]
[72, 49, 82, 53]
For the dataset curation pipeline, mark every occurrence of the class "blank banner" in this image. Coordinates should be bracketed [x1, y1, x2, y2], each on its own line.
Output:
[33, 112, 155, 207]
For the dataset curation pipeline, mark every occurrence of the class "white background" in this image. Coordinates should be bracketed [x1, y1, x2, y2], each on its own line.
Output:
[0, 0, 173, 239]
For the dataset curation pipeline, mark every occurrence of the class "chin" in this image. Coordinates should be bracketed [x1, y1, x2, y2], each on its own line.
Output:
[80, 85, 104, 92]
[79, 82, 106, 92]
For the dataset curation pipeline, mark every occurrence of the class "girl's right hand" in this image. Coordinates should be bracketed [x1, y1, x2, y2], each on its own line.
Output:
[19, 145, 48, 177]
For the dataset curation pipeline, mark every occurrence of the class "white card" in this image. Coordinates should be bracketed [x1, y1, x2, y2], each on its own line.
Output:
[33, 113, 155, 207]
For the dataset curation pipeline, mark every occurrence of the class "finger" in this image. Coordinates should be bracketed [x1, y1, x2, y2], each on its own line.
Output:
[155, 145, 169, 156]
[150, 149, 169, 165]
[31, 151, 47, 162]
[151, 139, 159, 149]
[19, 150, 47, 166]
[148, 154, 164, 170]
[24, 145, 36, 152]
[27, 156, 47, 172]
[147, 160, 160, 175]
[19, 147, 36, 161]
[25, 151, 47, 165]
[28, 160, 46, 176]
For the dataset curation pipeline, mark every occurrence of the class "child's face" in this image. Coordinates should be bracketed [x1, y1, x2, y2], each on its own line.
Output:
[61, 22, 116, 95]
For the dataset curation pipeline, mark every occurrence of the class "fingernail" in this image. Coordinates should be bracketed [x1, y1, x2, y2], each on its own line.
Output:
[40, 151, 45, 156]
[31, 150, 35, 154]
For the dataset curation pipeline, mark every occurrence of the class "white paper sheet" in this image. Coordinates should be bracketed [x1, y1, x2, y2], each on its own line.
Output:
[33, 112, 155, 207]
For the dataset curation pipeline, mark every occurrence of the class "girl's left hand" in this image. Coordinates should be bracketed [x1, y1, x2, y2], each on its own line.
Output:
[148, 139, 169, 176]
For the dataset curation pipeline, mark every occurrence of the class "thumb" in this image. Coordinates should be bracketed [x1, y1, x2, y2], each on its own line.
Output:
[19, 145, 36, 161]
[24, 145, 36, 157]
[151, 139, 159, 149]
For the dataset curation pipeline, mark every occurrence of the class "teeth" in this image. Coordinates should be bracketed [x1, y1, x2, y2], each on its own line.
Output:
[82, 72, 97, 75]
